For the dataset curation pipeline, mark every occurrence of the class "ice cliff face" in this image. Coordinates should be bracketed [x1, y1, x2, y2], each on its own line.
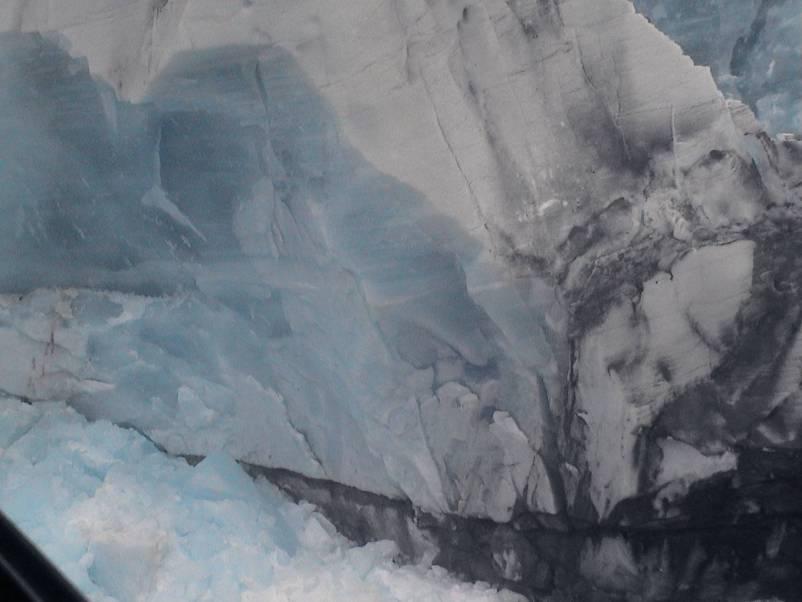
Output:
[633, 0, 801, 134]
[0, 0, 801, 598]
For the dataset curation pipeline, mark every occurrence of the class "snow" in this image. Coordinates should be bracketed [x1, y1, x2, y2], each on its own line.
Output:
[0, 397, 522, 602]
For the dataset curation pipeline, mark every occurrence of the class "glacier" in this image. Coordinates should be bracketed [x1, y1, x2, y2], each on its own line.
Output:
[0, 34, 556, 518]
[0, 0, 800, 599]
[633, 0, 801, 134]
[0, 27, 563, 522]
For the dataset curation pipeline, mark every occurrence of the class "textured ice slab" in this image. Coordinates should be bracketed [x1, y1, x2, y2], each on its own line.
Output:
[633, 0, 802, 134]
[0, 397, 522, 602]
[575, 241, 752, 516]
[0, 34, 562, 522]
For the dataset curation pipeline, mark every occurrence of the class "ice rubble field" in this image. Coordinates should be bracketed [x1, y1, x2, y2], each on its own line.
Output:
[0, 398, 521, 602]
[633, 0, 801, 135]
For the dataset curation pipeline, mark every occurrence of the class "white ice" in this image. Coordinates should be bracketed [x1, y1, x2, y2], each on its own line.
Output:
[0, 397, 522, 602]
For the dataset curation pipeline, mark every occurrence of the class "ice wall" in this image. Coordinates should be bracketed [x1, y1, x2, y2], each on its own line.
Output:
[0, 34, 567, 522]
[0, 397, 522, 601]
[633, 0, 802, 134]
[0, 0, 800, 553]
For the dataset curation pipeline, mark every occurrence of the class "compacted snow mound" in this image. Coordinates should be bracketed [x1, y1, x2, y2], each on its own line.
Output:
[0, 398, 522, 602]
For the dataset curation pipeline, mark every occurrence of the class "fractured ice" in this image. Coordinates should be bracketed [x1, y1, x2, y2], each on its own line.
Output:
[0, 397, 522, 601]
[0, 0, 801, 599]
[0, 34, 562, 522]
[633, 0, 802, 134]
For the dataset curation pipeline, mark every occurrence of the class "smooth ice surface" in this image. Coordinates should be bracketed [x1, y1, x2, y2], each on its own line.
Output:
[0, 397, 522, 602]
[633, 0, 802, 134]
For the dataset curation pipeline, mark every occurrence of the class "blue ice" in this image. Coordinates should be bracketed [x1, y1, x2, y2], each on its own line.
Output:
[633, 0, 802, 134]
[0, 398, 520, 601]
[0, 33, 561, 518]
